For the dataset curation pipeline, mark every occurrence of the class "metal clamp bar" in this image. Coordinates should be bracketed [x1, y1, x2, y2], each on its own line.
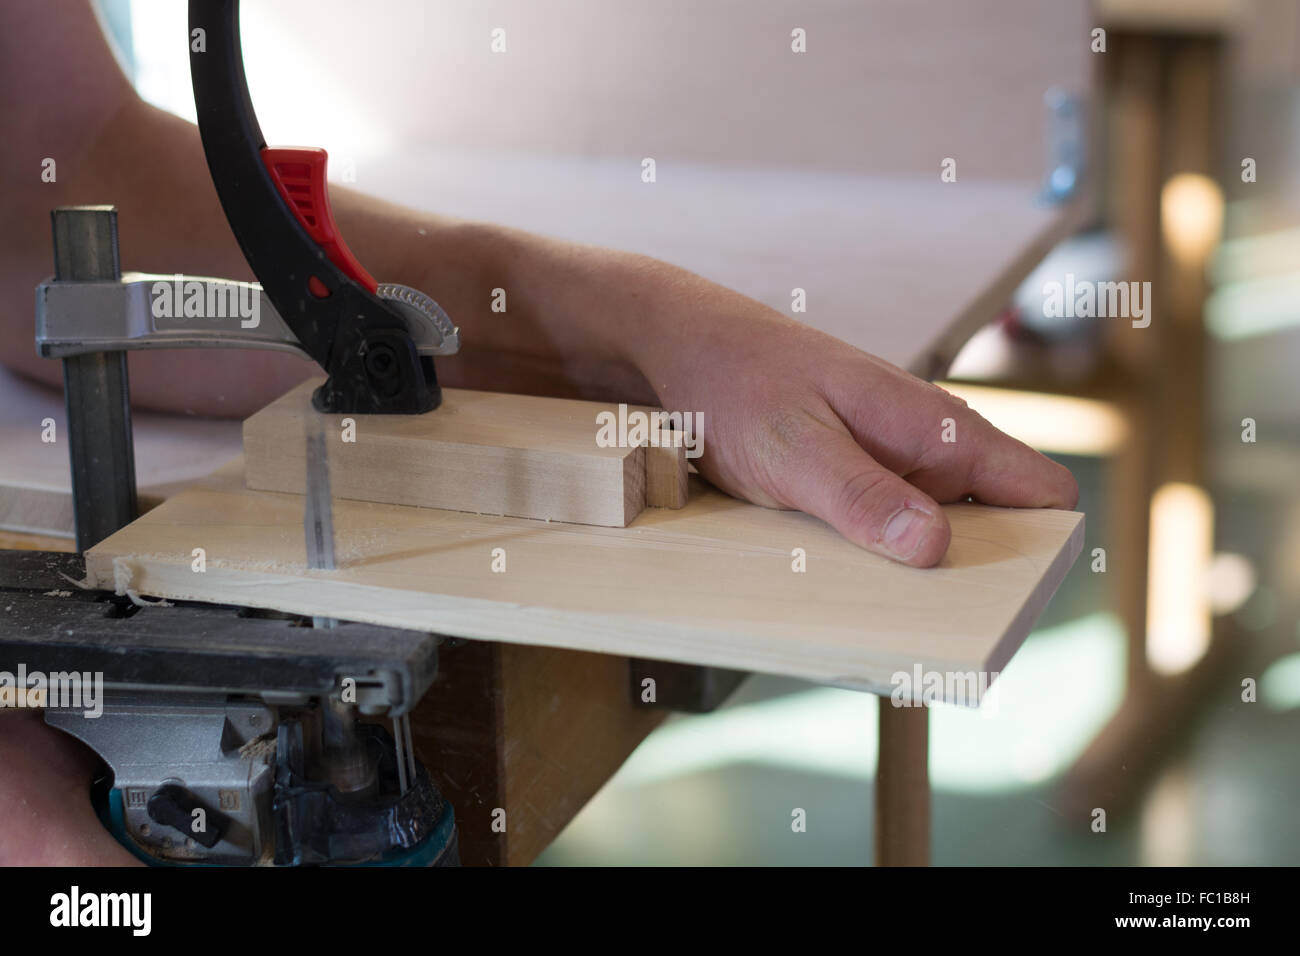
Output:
[50, 207, 139, 551]
[36, 274, 459, 359]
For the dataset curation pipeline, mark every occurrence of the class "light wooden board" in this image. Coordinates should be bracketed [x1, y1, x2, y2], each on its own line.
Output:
[244, 379, 687, 527]
[0, 368, 243, 537]
[85, 459, 1084, 702]
[0, 530, 76, 553]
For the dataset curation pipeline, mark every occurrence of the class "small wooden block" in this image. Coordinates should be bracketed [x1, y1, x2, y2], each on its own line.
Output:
[644, 427, 689, 509]
[242, 379, 689, 528]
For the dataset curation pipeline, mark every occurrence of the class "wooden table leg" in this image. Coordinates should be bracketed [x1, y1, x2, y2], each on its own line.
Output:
[875, 698, 930, 866]
[1062, 29, 1224, 817]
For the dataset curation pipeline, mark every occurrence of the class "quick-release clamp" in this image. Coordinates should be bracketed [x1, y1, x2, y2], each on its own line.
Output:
[186, 0, 457, 413]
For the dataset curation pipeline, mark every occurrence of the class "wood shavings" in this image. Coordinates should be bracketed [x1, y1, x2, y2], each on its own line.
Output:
[111, 557, 173, 608]
[58, 570, 94, 590]
[238, 734, 276, 762]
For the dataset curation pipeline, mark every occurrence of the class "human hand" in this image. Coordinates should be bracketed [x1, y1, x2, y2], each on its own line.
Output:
[638, 283, 1078, 567]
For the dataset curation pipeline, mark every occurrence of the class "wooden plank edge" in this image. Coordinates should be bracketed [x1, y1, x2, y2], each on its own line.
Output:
[82, 510, 1085, 705]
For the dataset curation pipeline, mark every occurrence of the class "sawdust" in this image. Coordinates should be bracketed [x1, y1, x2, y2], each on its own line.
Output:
[42, 589, 72, 598]
[125, 591, 172, 607]
[57, 570, 94, 590]
[238, 734, 276, 762]
[118, 551, 320, 575]
[222, 558, 317, 573]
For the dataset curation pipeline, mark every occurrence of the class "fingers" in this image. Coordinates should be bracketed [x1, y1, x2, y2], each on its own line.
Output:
[962, 426, 1079, 509]
[908, 408, 1078, 510]
[929, 384, 1078, 508]
[773, 414, 952, 568]
[829, 374, 1079, 512]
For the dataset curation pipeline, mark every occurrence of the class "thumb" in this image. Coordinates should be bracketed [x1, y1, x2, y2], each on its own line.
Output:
[782, 421, 951, 567]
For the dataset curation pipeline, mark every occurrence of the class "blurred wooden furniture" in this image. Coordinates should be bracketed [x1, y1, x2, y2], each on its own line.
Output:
[943, 1, 1245, 822]
[1056, 5, 1241, 820]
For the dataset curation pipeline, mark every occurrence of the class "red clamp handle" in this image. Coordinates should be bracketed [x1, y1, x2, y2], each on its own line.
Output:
[260, 146, 377, 295]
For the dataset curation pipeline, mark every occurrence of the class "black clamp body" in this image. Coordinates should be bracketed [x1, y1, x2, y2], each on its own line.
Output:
[189, 0, 440, 413]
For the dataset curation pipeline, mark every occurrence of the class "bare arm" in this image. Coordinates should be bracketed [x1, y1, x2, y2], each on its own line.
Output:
[0, 1, 661, 413]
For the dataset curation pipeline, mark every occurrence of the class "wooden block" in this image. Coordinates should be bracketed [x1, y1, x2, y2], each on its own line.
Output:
[242, 379, 691, 528]
[85, 458, 1084, 701]
[644, 426, 688, 509]
[627, 403, 691, 510]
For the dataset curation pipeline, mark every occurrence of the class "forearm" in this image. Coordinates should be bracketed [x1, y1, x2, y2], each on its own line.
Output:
[2, 93, 666, 414]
